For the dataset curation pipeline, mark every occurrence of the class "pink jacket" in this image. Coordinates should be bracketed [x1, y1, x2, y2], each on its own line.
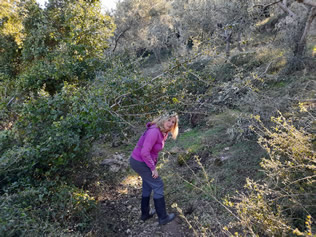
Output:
[131, 123, 168, 171]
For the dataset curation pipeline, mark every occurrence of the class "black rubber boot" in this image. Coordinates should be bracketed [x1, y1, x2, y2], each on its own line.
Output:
[140, 196, 155, 221]
[154, 197, 175, 225]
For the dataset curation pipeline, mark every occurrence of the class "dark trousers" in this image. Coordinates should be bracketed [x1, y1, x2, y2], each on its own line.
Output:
[130, 157, 164, 199]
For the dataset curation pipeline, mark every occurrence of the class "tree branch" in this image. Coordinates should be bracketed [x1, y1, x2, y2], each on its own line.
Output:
[7, 97, 15, 106]
[254, 0, 282, 8]
[112, 26, 131, 52]
[110, 52, 203, 108]
[277, 2, 297, 18]
[297, 0, 316, 8]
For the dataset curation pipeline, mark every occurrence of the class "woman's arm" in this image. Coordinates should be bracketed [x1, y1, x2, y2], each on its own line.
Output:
[140, 129, 158, 171]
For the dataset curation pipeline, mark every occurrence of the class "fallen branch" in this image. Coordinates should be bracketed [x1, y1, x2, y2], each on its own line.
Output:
[277, 2, 297, 18]
[297, 0, 316, 8]
[7, 97, 15, 107]
[110, 52, 203, 108]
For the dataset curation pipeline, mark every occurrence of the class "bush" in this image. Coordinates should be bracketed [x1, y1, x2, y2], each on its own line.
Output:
[0, 182, 96, 236]
[0, 82, 119, 187]
[0, 56, 147, 235]
[225, 113, 316, 236]
[210, 63, 236, 82]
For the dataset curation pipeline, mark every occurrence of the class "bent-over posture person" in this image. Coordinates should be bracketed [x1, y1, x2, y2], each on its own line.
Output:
[130, 112, 179, 225]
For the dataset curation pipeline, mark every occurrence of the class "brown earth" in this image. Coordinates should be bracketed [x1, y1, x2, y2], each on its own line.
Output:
[91, 174, 192, 237]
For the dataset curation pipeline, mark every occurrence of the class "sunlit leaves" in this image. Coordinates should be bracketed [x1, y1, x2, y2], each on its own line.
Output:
[19, 0, 115, 95]
[0, 0, 24, 45]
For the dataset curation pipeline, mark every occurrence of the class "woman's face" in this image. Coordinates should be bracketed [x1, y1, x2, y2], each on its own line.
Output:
[163, 116, 177, 132]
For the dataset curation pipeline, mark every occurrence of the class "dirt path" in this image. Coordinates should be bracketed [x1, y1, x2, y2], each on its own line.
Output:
[94, 175, 191, 237]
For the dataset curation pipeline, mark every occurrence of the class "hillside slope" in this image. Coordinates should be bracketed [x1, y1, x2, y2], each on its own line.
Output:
[87, 41, 316, 236]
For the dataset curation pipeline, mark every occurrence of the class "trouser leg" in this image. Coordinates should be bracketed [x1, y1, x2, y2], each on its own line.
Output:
[142, 180, 152, 197]
[130, 157, 164, 198]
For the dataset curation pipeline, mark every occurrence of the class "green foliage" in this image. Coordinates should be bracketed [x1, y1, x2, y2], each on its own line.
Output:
[0, 35, 20, 77]
[0, 0, 23, 78]
[0, 181, 96, 235]
[1, 83, 116, 187]
[0, 75, 18, 131]
[0, 51, 195, 235]
[0, 81, 117, 234]
[0, 0, 24, 46]
[18, 0, 115, 95]
[210, 63, 236, 82]
[92, 54, 202, 126]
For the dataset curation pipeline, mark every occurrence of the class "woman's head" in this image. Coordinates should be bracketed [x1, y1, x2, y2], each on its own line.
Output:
[152, 112, 179, 139]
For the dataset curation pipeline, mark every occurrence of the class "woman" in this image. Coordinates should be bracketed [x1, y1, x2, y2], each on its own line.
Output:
[130, 112, 179, 225]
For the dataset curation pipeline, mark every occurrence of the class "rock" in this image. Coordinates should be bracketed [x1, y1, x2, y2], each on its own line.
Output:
[112, 140, 122, 147]
[100, 153, 128, 172]
[109, 165, 120, 172]
[100, 158, 122, 166]
[113, 152, 126, 161]
[220, 155, 230, 161]
[170, 146, 182, 154]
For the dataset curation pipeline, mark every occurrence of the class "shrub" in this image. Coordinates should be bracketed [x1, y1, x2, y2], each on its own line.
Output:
[0, 182, 96, 236]
[225, 113, 315, 236]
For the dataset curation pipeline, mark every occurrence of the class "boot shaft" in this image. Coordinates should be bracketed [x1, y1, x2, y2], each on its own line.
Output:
[154, 197, 175, 225]
[141, 196, 150, 215]
[153, 197, 167, 220]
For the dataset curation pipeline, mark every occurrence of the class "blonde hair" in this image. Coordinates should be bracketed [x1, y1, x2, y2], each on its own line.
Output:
[152, 112, 179, 140]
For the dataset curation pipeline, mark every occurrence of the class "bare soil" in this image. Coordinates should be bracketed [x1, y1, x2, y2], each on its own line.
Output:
[91, 175, 192, 237]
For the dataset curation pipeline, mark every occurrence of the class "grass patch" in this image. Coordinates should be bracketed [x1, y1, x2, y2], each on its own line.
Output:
[166, 128, 205, 153]
[271, 81, 286, 88]
[218, 141, 266, 189]
[161, 129, 266, 236]
[170, 139, 265, 198]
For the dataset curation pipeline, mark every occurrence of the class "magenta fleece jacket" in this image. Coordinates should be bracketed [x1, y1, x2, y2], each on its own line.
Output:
[131, 123, 168, 171]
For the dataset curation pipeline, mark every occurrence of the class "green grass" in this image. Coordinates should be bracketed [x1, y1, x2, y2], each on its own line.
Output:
[218, 141, 266, 190]
[272, 81, 286, 88]
[166, 128, 205, 153]
[161, 127, 266, 235]
[163, 110, 266, 198]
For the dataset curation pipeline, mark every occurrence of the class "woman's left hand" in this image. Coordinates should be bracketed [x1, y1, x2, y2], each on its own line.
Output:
[152, 169, 159, 179]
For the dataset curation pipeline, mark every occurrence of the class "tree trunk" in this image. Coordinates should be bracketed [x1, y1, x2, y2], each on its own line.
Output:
[225, 30, 232, 58]
[284, 7, 315, 73]
[237, 32, 243, 52]
[153, 47, 161, 63]
[294, 7, 316, 57]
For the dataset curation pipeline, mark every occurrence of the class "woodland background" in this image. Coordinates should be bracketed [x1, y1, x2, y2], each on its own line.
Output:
[0, 0, 315, 236]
